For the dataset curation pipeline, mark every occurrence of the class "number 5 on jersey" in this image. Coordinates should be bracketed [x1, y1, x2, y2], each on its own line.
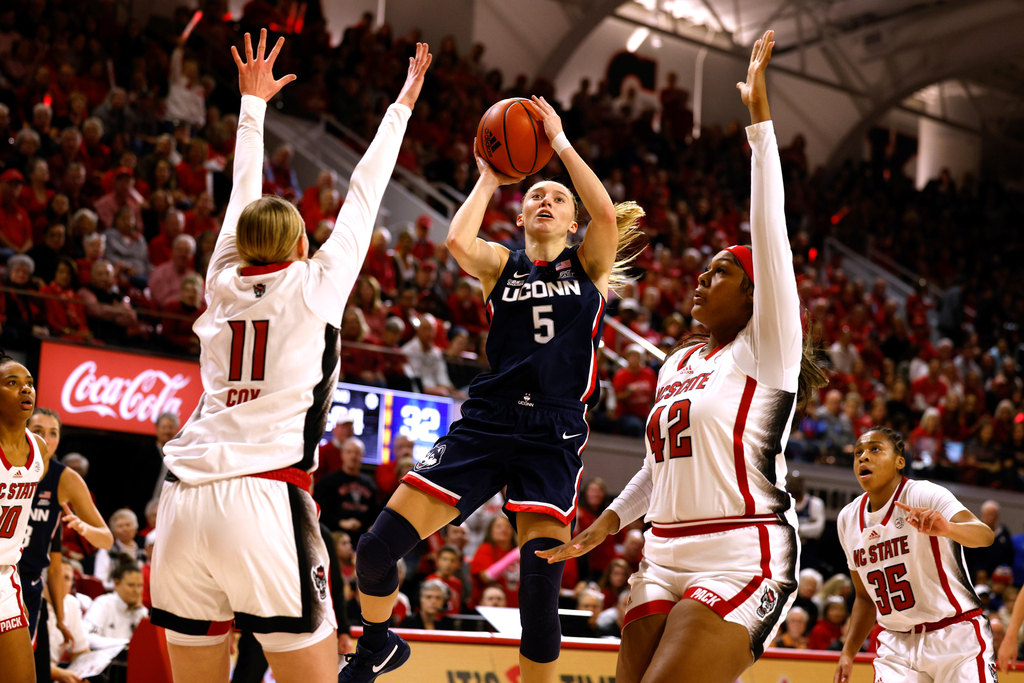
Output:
[228, 320, 270, 382]
[533, 305, 554, 344]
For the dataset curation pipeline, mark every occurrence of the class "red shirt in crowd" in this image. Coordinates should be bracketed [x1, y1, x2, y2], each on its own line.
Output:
[612, 365, 658, 419]
[911, 374, 947, 408]
[0, 202, 32, 251]
[470, 543, 519, 608]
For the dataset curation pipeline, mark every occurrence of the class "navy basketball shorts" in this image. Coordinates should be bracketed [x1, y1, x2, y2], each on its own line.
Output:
[20, 571, 43, 642]
[401, 390, 589, 527]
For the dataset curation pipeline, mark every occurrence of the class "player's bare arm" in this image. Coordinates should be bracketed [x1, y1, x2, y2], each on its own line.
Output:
[529, 96, 617, 288]
[998, 584, 1024, 671]
[58, 468, 114, 550]
[445, 147, 517, 295]
[833, 570, 877, 683]
[893, 501, 995, 547]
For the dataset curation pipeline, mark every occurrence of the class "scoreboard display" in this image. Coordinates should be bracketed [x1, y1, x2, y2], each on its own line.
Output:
[321, 382, 455, 465]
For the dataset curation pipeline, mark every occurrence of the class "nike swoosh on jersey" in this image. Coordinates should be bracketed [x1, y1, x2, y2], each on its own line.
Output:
[563, 432, 583, 439]
[372, 644, 399, 673]
[513, 271, 531, 278]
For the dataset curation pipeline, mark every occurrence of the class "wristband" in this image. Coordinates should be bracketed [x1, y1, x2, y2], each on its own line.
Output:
[551, 132, 571, 155]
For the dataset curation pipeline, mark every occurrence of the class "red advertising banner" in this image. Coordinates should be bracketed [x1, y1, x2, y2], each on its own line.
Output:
[37, 341, 203, 436]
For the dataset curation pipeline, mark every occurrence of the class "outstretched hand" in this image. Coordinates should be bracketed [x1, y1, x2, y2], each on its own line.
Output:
[530, 96, 563, 141]
[737, 29, 774, 123]
[230, 29, 296, 102]
[61, 502, 89, 536]
[396, 42, 433, 110]
[534, 513, 617, 564]
[894, 501, 952, 537]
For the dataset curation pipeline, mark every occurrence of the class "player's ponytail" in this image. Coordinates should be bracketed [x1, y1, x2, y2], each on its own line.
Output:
[606, 201, 646, 295]
[237, 196, 304, 267]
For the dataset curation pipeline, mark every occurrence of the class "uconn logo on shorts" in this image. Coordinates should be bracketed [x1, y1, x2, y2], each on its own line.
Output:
[415, 444, 445, 471]
[755, 586, 777, 618]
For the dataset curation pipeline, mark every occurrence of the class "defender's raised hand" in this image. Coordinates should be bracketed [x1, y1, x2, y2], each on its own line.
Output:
[231, 29, 296, 102]
[396, 42, 433, 110]
[737, 29, 774, 124]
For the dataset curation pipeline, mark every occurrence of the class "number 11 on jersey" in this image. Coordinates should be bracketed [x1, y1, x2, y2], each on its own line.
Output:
[228, 320, 270, 382]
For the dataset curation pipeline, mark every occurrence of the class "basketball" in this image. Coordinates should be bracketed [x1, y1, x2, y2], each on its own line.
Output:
[476, 98, 554, 177]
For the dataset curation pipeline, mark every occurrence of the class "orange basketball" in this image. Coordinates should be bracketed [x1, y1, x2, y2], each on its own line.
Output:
[475, 98, 554, 177]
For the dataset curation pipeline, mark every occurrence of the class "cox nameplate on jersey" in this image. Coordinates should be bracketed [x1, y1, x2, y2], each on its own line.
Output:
[36, 340, 204, 436]
[323, 382, 454, 466]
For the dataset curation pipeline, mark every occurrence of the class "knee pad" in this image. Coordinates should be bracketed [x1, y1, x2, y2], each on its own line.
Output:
[518, 538, 565, 664]
[355, 507, 421, 597]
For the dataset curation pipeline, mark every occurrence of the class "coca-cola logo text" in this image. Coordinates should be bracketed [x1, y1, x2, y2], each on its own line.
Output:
[38, 341, 204, 436]
[61, 361, 192, 424]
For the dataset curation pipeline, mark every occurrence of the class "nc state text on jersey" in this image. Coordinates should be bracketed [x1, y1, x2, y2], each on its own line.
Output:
[852, 534, 910, 568]
[502, 279, 581, 302]
[656, 373, 714, 401]
[0, 482, 38, 499]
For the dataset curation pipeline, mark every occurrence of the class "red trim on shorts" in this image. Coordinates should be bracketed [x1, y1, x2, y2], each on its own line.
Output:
[733, 376, 757, 516]
[651, 518, 779, 538]
[654, 513, 778, 528]
[248, 467, 311, 491]
[504, 501, 574, 525]
[720, 523, 772, 616]
[892, 607, 984, 634]
[970, 613, 988, 683]
[682, 586, 730, 618]
[401, 472, 460, 507]
[929, 535, 963, 613]
[623, 599, 675, 628]
[239, 262, 293, 276]
[206, 620, 233, 637]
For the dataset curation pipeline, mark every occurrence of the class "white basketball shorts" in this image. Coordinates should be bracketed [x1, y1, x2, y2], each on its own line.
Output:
[874, 611, 997, 683]
[623, 517, 800, 660]
[150, 472, 336, 649]
[0, 564, 27, 634]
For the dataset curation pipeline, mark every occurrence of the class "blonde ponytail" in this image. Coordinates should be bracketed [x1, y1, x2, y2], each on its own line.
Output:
[607, 201, 646, 294]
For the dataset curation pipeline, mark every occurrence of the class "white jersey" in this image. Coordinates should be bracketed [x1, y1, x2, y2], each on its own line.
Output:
[163, 96, 411, 484]
[0, 431, 45, 566]
[837, 478, 980, 632]
[607, 121, 801, 532]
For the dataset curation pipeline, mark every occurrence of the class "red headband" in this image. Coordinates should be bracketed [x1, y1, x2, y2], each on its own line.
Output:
[723, 245, 754, 285]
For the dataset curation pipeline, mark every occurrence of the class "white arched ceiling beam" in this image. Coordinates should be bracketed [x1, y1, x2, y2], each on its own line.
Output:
[824, 5, 1024, 169]
[535, 0, 626, 82]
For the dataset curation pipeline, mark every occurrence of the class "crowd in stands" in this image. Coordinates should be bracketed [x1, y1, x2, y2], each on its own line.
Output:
[2, 0, 1023, 671]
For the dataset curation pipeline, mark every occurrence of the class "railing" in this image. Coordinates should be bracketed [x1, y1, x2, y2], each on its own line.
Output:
[601, 314, 666, 364]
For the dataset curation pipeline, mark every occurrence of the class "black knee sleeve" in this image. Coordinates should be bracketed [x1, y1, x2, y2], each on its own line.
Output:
[518, 538, 565, 664]
[355, 507, 421, 597]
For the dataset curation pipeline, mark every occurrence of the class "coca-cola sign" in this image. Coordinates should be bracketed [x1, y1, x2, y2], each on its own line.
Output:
[38, 341, 204, 435]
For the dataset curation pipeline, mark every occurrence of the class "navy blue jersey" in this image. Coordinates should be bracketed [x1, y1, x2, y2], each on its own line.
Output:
[19, 459, 64, 575]
[472, 245, 605, 410]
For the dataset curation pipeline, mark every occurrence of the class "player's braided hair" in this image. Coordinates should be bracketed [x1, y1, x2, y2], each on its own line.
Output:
[863, 425, 907, 474]
[0, 348, 13, 367]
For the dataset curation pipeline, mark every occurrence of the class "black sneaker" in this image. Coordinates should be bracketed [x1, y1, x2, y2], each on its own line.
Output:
[339, 630, 411, 683]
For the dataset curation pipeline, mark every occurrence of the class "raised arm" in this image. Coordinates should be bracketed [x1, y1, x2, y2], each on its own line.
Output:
[735, 31, 802, 389]
[445, 150, 517, 295]
[310, 44, 431, 325]
[530, 96, 618, 288]
[206, 30, 296, 289]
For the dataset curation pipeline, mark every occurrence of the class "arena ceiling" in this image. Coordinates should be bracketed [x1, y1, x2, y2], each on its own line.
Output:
[526, 0, 1024, 166]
